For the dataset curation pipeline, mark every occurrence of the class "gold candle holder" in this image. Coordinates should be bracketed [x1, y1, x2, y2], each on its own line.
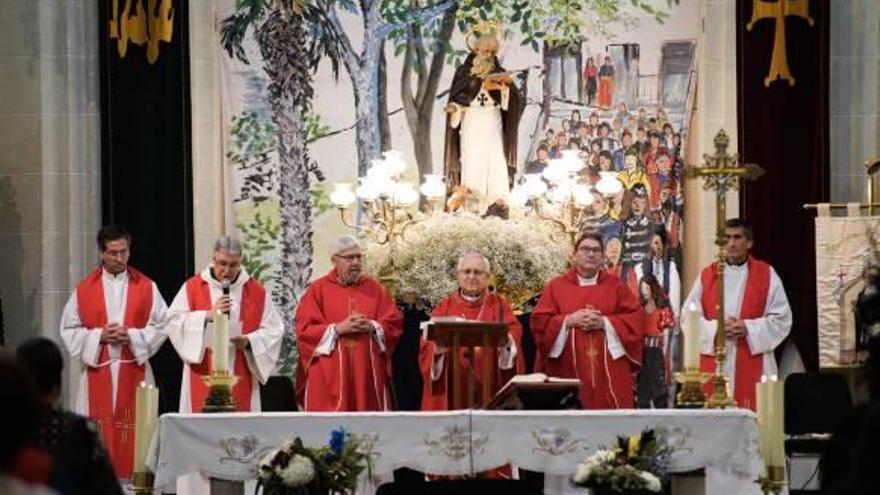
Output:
[201, 370, 240, 413]
[132, 470, 155, 495]
[757, 465, 786, 495]
[674, 368, 711, 408]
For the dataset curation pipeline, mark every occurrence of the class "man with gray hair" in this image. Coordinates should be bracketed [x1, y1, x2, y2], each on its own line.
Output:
[419, 251, 524, 410]
[295, 236, 402, 411]
[165, 235, 285, 413]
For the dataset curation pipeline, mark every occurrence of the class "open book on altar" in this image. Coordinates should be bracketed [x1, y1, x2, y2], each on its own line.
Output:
[508, 373, 581, 385]
[489, 373, 582, 410]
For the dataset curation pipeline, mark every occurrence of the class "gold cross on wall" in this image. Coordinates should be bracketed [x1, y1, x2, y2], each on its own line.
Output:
[747, 0, 814, 86]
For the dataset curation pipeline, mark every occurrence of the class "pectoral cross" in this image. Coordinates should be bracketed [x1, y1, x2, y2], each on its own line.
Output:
[685, 129, 764, 408]
[585, 334, 599, 388]
[476, 93, 490, 106]
[746, 0, 814, 86]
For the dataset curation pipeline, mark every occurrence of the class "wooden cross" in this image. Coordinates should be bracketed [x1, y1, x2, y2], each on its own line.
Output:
[685, 129, 764, 408]
[747, 0, 814, 86]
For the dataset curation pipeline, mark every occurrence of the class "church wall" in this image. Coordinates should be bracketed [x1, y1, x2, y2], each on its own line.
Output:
[830, 0, 880, 203]
[682, 0, 739, 295]
[188, 0, 225, 267]
[0, 0, 101, 404]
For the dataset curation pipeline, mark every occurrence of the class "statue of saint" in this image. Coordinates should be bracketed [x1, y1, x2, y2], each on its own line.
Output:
[443, 25, 523, 213]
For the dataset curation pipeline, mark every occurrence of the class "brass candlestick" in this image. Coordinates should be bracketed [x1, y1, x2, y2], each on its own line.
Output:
[201, 370, 239, 413]
[132, 470, 155, 495]
[758, 465, 786, 495]
[685, 130, 764, 409]
[674, 368, 711, 408]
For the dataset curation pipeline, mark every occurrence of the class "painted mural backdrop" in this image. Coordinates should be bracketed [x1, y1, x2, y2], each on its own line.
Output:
[217, 0, 699, 376]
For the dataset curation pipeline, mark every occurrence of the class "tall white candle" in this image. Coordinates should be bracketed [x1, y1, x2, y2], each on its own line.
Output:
[756, 375, 785, 469]
[682, 306, 702, 370]
[768, 377, 785, 467]
[133, 382, 159, 473]
[212, 310, 229, 373]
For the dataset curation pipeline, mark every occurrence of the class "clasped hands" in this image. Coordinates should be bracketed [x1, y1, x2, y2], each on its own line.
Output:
[724, 316, 747, 340]
[337, 312, 373, 336]
[100, 323, 131, 345]
[482, 73, 513, 91]
[564, 308, 605, 331]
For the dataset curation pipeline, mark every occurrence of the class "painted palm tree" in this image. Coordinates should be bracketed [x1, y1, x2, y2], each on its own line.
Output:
[221, 0, 329, 376]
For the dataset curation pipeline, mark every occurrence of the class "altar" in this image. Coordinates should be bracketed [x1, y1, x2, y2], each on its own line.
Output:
[146, 409, 764, 494]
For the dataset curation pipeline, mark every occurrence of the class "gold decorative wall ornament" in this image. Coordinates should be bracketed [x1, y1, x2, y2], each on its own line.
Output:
[109, 0, 175, 65]
[746, 0, 814, 87]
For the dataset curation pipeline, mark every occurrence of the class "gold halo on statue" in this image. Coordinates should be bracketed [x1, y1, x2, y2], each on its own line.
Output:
[465, 20, 502, 53]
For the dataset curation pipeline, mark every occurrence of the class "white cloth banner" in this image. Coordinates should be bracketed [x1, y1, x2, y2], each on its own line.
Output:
[814, 210, 880, 367]
[147, 410, 761, 494]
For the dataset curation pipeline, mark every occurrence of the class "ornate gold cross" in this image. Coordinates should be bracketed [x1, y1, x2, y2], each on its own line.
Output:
[685, 130, 764, 408]
[747, 0, 814, 86]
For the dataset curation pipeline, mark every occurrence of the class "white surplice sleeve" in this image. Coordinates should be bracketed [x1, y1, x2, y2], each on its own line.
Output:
[165, 285, 208, 365]
[243, 296, 285, 385]
[59, 292, 102, 367]
[127, 283, 169, 365]
[744, 268, 792, 355]
[670, 261, 682, 320]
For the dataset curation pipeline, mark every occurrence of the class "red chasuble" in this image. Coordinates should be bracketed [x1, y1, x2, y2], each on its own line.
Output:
[530, 269, 644, 409]
[295, 270, 403, 411]
[184, 275, 266, 413]
[75, 267, 154, 478]
[418, 291, 525, 410]
[699, 257, 770, 410]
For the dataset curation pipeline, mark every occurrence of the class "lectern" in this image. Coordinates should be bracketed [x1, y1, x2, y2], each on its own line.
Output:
[426, 320, 508, 409]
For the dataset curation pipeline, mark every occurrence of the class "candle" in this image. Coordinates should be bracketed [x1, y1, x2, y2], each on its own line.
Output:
[133, 382, 159, 473]
[682, 306, 702, 370]
[756, 375, 785, 469]
[212, 309, 229, 373]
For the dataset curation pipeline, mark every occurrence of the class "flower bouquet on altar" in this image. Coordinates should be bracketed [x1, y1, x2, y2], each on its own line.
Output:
[572, 429, 670, 494]
[256, 428, 372, 495]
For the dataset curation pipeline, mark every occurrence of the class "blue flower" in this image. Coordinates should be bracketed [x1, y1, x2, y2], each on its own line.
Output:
[329, 427, 347, 456]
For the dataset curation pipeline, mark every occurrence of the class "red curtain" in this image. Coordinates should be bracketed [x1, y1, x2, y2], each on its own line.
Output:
[736, 0, 830, 370]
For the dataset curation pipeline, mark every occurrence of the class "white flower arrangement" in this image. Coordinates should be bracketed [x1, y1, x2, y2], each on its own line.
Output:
[364, 212, 570, 310]
[572, 429, 670, 493]
[276, 454, 316, 487]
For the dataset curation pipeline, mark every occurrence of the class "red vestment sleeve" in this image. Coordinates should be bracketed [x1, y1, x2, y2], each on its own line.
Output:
[605, 281, 645, 366]
[530, 280, 567, 358]
[294, 281, 331, 372]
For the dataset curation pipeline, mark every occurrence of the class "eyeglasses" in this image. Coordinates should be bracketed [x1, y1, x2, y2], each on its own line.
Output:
[336, 253, 363, 262]
[459, 268, 487, 276]
[577, 246, 603, 255]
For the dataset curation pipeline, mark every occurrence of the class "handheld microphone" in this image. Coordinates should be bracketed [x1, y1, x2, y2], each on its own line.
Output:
[221, 280, 231, 315]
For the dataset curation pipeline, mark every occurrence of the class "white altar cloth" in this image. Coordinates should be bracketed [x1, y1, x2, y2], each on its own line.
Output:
[146, 409, 763, 494]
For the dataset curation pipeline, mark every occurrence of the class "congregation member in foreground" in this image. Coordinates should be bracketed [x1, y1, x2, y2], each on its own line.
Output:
[17, 337, 122, 495]
[296, 236, 402, 411]
[166, 236, 284, 412]
[419, 252, 524, 410]
[59, 225, 167, 478]
[683, 218, 791, 411]
[531, 230, 645, 409]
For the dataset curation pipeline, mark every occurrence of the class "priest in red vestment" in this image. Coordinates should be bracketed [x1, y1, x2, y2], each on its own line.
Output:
[60, 226, 167, 479]
[296, 236, 403, 411]
[684, 218, 791, 411]
[165, 236, 285, 413]
[419, 252, 525, 410]
[531, 231, 644, 409]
